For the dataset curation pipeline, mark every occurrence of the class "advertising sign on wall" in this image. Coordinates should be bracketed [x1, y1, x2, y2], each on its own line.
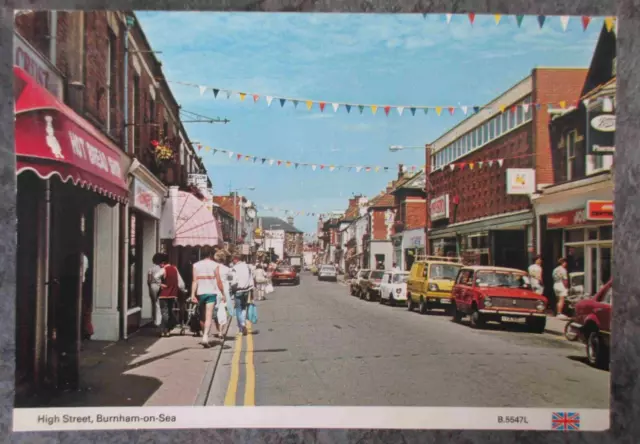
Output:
[506, 168, 536, 195]
[586, 200, 614, 221]
[131, 178, 162, 219]
[14, 32, 64, 100]
[588, 112, 615, 155]
[430, 194, 449, 221]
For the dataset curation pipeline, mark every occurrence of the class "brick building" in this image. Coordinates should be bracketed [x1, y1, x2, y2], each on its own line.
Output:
[390, 170, 427, 271]
[533, 24, 615, 309]
[425, 67, 587, 271]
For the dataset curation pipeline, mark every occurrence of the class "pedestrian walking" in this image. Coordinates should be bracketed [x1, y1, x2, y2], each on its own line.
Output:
[154, 254, 187, 337]
[147, 253, 164, 327]
[191, 246, 226, 348]
[528, 255, 544, 295]
[254, 264, 268, 301]
[215, 249, 232, 334]
[552, 257, 569, 320]
[231, 254, 254, 336]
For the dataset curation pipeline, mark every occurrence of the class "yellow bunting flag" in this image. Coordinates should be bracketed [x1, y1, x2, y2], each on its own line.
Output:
[286, 161, 292, 167]
[559, 100, 567, 109]
[435, 106, 442, 116]
[239, 93, 246, 101]
[205, 146, 211, 152]
[371, 105, 378, 115]
[375, 167, 380, 172]
[494, 14, 502, 25]
[245, 155, 251, 161]
[499, 105, 506, 113]
[605, 17, 615, 32]
[306, 100, 313, 110]
[469, 163, 475, 170]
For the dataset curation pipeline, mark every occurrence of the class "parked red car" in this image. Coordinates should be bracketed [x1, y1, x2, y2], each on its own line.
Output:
[570, 279, 612, 369]
[451, 266, 548, 333]
[272, 266, 300, 286]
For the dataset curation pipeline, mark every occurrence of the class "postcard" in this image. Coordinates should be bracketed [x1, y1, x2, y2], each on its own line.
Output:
[11, 11, 614, 432]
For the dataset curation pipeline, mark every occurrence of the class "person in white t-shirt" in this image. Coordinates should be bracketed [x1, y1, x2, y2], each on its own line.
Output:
[191, 247, 226, 348]
[528, 255, 544, 295]
[231, 254, 254, 335]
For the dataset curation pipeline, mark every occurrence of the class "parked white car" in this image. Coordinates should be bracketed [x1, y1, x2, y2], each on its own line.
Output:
[379, 270, 409, 306]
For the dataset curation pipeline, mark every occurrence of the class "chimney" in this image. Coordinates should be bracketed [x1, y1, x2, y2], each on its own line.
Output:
[398, 164, 404, 180]
[287, 216, 294, 225]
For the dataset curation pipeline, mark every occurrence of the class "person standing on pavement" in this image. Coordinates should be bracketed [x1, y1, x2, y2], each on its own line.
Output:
[191, 247, 226, 347]
[147, 253, 164, 327]
[215, 250, 232, 335]
[154, 254, 187, 337]
[254, 264, 268, 301]
[231, 254, 254, 335]
[552, 258, 569, 319]
[528, 255, 544, 295]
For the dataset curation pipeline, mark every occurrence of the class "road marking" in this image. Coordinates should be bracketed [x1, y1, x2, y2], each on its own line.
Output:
[244, 323, 256, 406]
[223, 332, 243, 406]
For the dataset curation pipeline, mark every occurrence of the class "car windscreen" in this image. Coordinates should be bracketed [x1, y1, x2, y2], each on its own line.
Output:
[276, 267, 293, 273]
[475, 270, 531, 289]
[429, 264, 461, 280]
[370, 271, 384, 280]
[393, 273, 409, 283]
[321, 266, 335, 272]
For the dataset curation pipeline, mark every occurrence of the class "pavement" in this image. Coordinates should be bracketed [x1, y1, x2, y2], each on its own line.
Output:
[205, 272, 609, 408]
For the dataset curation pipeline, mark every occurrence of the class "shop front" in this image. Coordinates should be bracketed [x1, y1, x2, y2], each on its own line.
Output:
[534, 173, 613, 303]
[14, 66, 129, 398]
[126, 168, 165, 333]
[402, 228, 425, 271]
[392, 234, 403, 270]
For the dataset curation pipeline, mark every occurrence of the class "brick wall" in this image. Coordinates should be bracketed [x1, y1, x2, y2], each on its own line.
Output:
[532, 68, 588, 186]
[404, 199, 427, 230]
[371, 209, 391, 240]
[429, 125, 534, 225]
[15, 12, 50, 58]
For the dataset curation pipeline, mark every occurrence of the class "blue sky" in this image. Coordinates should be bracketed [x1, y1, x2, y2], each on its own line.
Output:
[135, 12, 603, 234]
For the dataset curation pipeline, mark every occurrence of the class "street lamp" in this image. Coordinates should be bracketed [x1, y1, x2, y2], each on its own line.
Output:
[232, 186, 256, 251]
[389, 145, 426, 152]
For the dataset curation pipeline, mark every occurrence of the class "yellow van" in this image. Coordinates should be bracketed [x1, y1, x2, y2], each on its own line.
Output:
[407, 256, 463, 315]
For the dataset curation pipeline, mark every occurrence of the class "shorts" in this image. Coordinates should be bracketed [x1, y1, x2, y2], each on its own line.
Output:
[198, 294, 217, 305]
[553, 283, 568, 298]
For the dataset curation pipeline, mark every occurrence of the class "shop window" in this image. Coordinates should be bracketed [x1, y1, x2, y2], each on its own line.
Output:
[564, 228, 584, 244]
[588, 228, 598, 241]
[599, 225, 613, 240]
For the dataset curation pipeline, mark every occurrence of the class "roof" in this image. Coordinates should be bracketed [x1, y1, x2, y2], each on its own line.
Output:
[368, 174, 413, 208]
[581, 76, 616, 102]
[260, 216, 303, 233]
[212, 195, 239, 220]
[392, 171, 425, 193]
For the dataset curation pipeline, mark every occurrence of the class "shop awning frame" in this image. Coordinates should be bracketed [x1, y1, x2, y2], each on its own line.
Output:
[160, 188, 221, 247]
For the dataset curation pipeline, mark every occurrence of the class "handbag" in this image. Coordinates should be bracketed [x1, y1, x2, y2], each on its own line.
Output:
[265, 283, 274, 294]
[247, 303, 258, 324]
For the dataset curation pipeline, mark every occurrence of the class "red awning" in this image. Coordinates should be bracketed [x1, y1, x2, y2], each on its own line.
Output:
[14, 66, 128, 203]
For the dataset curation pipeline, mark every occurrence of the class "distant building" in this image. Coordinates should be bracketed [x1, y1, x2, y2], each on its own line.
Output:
[259, 216, 304, 260]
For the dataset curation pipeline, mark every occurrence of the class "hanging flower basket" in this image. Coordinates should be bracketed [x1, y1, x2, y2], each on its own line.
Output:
[151, 138, 175, 170]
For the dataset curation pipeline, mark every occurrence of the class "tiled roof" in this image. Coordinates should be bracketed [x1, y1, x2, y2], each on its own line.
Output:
[260, 216, 303, 233]
[212, 195, 239, 220]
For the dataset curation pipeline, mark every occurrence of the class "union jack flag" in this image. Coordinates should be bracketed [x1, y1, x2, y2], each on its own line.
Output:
[552, 412, 581, 431]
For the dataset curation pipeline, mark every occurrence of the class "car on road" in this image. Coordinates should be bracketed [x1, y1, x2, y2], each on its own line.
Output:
[570, 278, 612, 369]
[379, 270, 409, 306]
[318, 264, 338, 282]
[451, 266, 548, 333]
[407, 256, 462, 315]
[350, 269, 370, 297]
[361, 269, 385, 302]
[272, 266, 300, 286]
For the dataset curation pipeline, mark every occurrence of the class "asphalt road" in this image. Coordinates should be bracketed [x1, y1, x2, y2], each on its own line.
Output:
[205, 272, 609, 408]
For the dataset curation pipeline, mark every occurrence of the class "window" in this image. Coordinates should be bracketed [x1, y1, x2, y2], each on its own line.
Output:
[496, 113, 502, 135]
[132, 73, 140, 153]
[472, 129, 477, 148]
[509, 107, 516, 129]
[483, 123, 489, 144]
[516, 104, 524, 126]
[489, 118, 495, 139]
[567, 130, 576, 180]
[524, 97, 533, 120]
[502, 112, 509, 133]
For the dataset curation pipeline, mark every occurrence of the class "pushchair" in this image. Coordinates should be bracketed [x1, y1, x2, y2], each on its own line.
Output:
[184, 299, 202, 337]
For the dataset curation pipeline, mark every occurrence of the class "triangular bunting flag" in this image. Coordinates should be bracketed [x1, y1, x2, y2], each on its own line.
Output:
[292, 100, 299, 108]
[445, 14, 452, 24]
[494, 14, 501, 25]
[473, 106, 480, 113]
[583, 98, 591, 108]
[205, 146, 211, 152]
[511, 105, 517, 113]
[560, 16, 570, 31]
[356, 166, 362, 173]
[423, 108, 429, 115]
[516, 15, 524, 27]
[375, 167, 380, 172]
[469, 163, 475, 170]
[239, 93, 247, 101]
[448, 107, 455, 116]
[384, 106, 391, 116]
[435, 106, 442, 116]
[269, 159, 274, 166]
[358, 105, 365, 114]
[410, 107, 416, 116]
[348, 167, 353, 172]
[449, 164, 456, 171]
[582, 16, 591, 31]
[277, 160, 282, 166]
[397, 106, 405, 116]
[285, 161, 291, 167]
[199, 86, 207, 95]
[319, 102, 326, 112]
[559, 100, 567, 109]
[320, 165, 325, 170]
[461, 106, 468, 115]
[499, 105, 506, 113]
[468, 13, 475, 25]
[478, 161, 483, 169]
[244, 155, 251, 161]
[498, 159, 504, 167]
[225, 90, 232, 99]
[402, 165, 408, 173]
[253, 157, 257, 163]
[280, 98, 286, 107]
[523, 103, 530, 114]
[329, 166, 335, 172]
[237, 154, 242, 160]
[213, 88, 220, 98]
[261, 158, 267, 164]
[488, 160, 494, 167]
[371, 105, 378, 115]
[422, 13, 427, 19]
[266, 96, 274, 107]
[213, 149, 218, 155]
[306, 100, 313, 110]
[365, 167, 371, 172]
[332, 103, 340, 113]
[197, 144, 202, 151]
[311, 165, 317, 171]
[537, 15, 546, 28]
[346, 104, 352, 113]
[228, 151, 234, 158]
[253, 94, 260, 103]
[604, 17, 614, 32]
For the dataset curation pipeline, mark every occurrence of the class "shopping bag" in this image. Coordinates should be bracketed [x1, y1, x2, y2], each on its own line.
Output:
[265, 283, 274, 294]
[247, 303, 258, 324]
[227, 299, 234, 318]
[217, 301, 228, 326]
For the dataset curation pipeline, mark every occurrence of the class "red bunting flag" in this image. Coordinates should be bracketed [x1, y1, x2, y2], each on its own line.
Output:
[582, 16, 591, 30]
[253, 94, 260, 103]
[468, 13, 476, 25]
[319, 102, 326, 112]
[197, 144, 202, 151]
[320, 165, 325, 170]
[384, 106, 391, 116]
[237, 153, 242, 160]
[277, 160, 282, 166]
[448, 107, 455, 116]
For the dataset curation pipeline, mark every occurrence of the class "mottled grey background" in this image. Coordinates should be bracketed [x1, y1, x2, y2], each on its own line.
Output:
[0, 1, 636, 443]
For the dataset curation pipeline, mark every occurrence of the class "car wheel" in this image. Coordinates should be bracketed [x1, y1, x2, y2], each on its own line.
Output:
[452, 304, 464, 323]
[407, 295, 414, 311]
[587, 331, 609, 369]
[388, 294, 395, 307]
[419, 298, 428, 315]
[366, 290, 372, 302]
[469, 308, 485, 329]
[527, 317, 546, 334]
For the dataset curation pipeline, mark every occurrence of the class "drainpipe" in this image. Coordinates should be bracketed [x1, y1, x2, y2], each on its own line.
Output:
[49, 11, 57, 65]
[35, 180, 52, 386]
[424, 144, 432, 256]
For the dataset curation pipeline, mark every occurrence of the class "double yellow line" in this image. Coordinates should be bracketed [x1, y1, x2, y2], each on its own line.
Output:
[224, 323, 255, 406]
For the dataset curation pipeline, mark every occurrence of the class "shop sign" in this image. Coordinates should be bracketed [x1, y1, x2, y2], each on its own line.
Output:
[546, 208, 588, 229]
[506, 168, 536, 195]
[430, 194, 449, 221]
[411, 235, 424, 247]
[588, 112, 615, 155]
[241, 244, 250, 255]
[131, 178, 162, 219]
[586, 200, 614, 221]
[187, 173, 208, 189]
[14, 32, 64, 100]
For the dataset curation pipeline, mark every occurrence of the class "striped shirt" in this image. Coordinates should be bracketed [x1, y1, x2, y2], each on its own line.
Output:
[193, 259, 221, 296]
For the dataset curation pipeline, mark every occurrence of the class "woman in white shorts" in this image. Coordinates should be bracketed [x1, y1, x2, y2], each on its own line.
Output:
[552, 258, 569, 319]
